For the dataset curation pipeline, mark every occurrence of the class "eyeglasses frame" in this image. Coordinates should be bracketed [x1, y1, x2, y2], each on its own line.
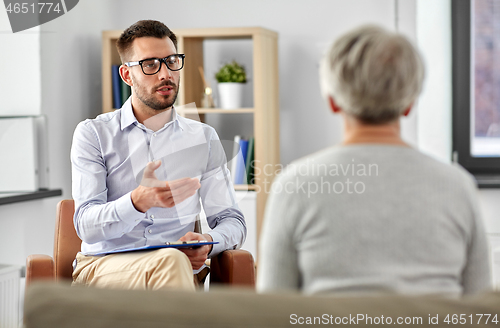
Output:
[124, 54, 186, 75]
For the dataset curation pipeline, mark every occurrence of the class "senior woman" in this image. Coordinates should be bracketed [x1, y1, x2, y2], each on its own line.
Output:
[257, 25, 491, 296]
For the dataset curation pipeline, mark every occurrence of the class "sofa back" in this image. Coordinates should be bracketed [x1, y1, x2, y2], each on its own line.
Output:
[24, 282, 500, 328]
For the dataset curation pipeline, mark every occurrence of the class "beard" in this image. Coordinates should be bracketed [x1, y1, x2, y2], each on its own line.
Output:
[133, 78, 180, 111]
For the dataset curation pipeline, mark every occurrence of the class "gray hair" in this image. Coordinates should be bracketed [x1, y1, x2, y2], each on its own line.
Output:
[319, 25, 425, 124]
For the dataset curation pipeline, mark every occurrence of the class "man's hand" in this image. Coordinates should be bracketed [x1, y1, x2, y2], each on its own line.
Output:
[178, 231, 213, 270]
[131, 160, 201, 213]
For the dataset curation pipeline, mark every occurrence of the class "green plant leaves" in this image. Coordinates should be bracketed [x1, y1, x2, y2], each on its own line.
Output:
[215, 61, 247, 83]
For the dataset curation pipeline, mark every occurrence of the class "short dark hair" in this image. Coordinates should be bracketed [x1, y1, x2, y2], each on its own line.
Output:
[116, 20, 177, 62]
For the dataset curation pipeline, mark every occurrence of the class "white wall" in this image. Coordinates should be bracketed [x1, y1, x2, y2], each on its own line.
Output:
[416, 0, 452, 163]
[0, 8, 54, 266]
[0, 10, 41, 116]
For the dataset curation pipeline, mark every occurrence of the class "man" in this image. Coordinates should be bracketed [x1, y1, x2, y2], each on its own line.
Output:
[71, 20, 246, 291]
[257, 25, 491, 296]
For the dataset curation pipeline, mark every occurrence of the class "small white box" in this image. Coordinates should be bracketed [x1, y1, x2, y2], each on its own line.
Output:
[0, 116, 48, 192]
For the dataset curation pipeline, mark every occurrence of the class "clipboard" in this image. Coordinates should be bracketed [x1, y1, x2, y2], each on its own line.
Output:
[94, 241, 218, 256]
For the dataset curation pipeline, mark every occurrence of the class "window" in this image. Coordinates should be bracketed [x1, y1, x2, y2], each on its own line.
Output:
[453, 0, 500, 187]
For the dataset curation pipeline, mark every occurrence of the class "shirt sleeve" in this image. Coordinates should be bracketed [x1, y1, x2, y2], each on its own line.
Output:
[256, 170, 302, 293]
[198, 129, 247, 257]
[71, 121, 145, 244]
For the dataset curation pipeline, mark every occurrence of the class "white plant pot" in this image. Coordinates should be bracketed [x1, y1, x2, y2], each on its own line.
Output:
[218, 83, 244, 109]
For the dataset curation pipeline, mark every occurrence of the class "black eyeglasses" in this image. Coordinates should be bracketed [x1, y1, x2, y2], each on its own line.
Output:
[125, 54, 185, 75]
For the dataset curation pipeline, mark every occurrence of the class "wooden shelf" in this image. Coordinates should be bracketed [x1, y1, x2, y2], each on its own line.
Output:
[234, 184, 257, 191]
[172, 27, 277, 39]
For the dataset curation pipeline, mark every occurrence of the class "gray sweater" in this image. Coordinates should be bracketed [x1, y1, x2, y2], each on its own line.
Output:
[257, 145, 491, 296]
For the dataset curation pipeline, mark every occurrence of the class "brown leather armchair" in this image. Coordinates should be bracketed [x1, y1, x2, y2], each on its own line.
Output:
[26, 199, 255, 288]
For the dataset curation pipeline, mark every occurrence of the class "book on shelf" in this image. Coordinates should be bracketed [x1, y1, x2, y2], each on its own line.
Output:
[229, 135, 241, 181]
[245, 137, 255, 184]
[112, 65, 121, 109]
[234, 138, 249, 185]
[112, 65, 132, 109]
[230, 135, 255, 186]
[120, 79, 131, 105]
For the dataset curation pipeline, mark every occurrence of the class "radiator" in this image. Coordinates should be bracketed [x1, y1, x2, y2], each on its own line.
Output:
[0, 265, 21, 328]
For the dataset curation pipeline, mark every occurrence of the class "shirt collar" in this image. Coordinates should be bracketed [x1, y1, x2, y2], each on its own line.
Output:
[120, 98, 137, 130]
[171, 107, 186, 131]
[120, 98, 185, 132]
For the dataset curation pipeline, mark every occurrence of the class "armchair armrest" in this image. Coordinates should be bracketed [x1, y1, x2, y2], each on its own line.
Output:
[210, 249, 255, 287]
[26, 254, 55, 287]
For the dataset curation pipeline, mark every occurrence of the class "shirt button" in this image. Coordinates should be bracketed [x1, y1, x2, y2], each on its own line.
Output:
[148, 229, 152, 233]
[151, 215, 155, 219]
[153, 133, 157, 137]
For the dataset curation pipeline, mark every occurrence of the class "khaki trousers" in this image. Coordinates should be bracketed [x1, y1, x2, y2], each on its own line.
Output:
[72, 248, 196, 291]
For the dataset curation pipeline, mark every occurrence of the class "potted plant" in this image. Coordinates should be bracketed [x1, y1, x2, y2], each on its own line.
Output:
[215, 60, 247, 109]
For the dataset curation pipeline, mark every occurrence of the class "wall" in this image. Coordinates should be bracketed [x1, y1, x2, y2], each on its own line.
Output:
[0, 8, 53, 266]
[416, 0, 452, 164]
[0, 10, 40, 116]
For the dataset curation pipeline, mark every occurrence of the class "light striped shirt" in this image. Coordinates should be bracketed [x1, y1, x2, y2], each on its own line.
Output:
[71, 98, 246, 256]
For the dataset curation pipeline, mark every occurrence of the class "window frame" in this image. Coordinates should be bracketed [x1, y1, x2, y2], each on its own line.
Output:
[452, 0, 500, 187]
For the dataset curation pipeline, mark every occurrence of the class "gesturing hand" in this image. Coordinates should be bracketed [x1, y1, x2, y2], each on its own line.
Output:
[139, 160, 168, 188]
[131, 160, 201, 213]
[178, 231, 213, 270]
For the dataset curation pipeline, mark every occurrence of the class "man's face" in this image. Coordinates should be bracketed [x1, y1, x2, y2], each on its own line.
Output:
[128, 37, 180, 111]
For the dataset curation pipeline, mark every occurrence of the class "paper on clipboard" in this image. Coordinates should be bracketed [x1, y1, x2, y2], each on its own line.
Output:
[94, 241, 218, 256]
